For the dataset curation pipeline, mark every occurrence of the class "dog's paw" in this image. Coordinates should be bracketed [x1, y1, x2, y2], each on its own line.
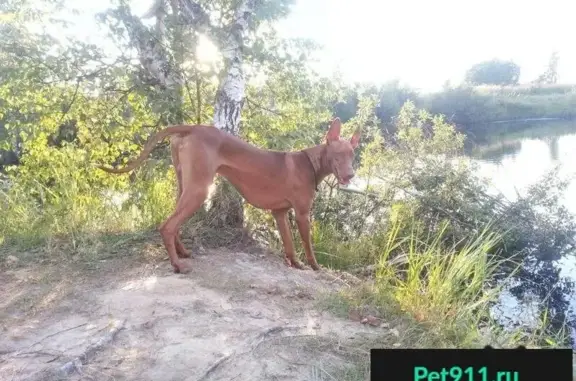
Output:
[173, 260, 193, 274]
[290, 260, 305, 270]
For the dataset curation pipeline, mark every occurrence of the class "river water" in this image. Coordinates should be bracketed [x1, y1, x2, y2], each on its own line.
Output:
[468, 120, 576, 338]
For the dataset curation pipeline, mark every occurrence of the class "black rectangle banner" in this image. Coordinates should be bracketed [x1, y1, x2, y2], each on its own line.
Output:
[371, 348, 573, 381]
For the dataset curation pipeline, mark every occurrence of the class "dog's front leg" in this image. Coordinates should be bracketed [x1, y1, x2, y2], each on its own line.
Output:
[294, 210, 320, 271]
[272, 208, 304, 269]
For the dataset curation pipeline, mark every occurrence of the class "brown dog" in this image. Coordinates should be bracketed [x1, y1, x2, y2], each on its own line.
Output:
[97, 118, 360, 274]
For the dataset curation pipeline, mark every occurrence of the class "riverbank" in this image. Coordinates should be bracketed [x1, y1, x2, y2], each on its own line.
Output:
[332, 82, 576, 141]
[421, 85, 576, 138]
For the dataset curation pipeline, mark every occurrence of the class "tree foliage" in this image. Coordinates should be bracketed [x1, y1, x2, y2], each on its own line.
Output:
[535, 51, 559, 85]
[464, 59, 521, 86]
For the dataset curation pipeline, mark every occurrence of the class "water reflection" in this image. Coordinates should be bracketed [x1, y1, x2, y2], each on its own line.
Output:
[468, 121, 576, 339]
[472, 141, 522, 164]
[470, 124, 576, 214]
[547, 136, 560, 161]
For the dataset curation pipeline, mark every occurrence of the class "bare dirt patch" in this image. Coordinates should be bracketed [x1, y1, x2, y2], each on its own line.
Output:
[1, 239, 390, 381]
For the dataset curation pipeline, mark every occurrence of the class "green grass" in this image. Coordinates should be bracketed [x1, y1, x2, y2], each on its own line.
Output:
[315, 216, 568, 347]
[313, 217, 569, 380]
[375, 220, 500, 332]
[310, 220, 385, 269]
[0, 167, 177, 248]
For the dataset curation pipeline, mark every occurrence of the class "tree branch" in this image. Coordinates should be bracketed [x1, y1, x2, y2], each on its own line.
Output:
[115, 3, 182, 89]
[57, 79, 81, 125]
[176, 0, 212, 33]
[246, 97, 286, 117]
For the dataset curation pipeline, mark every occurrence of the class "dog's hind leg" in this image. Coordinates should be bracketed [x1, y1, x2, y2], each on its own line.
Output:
[160, 144, 214, 273]
[170, 138, 191, 259]
[159, 184, 211, 273]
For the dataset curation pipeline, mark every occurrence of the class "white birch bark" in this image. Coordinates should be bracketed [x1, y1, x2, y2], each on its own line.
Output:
[133, 0, 255, 135]
[121, 0, 258, 226]
[118, 1, 183, 91]
[176, 0, 210, 33]
[212, 0, 255, 135]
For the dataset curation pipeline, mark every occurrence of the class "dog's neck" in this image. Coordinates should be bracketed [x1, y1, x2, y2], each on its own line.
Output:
[302, 144, 332, 191]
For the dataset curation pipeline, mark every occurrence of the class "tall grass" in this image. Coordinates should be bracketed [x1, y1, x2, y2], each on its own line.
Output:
[310, 220, 386, 269]
[0, 166, 177, 248]
[374, 218, 503, 345]
[314, 214, 569, 349]
[376, 218, 500, 320]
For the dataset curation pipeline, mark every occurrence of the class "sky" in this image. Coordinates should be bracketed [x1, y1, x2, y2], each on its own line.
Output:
[274, 0, 576, 92]
[42, 0, 576, 93]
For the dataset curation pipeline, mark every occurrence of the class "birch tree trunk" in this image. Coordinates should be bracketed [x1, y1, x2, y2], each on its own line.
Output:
[118, 0, 183, 125]
[168, 0, 185, 124]
[212, 0, 255, 134]
[206, 0, 255, 228]
[118, 0, 257, 229]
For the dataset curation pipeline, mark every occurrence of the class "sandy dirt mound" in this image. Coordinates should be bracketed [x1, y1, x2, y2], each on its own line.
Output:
[0, 247, 386, 381]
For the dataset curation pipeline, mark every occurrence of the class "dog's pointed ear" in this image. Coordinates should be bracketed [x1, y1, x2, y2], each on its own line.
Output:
[326, 117, 341, 143]
[350, 129, 360, 149]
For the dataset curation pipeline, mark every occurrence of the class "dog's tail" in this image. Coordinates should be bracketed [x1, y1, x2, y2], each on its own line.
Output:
[96, 125, 196, 174]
